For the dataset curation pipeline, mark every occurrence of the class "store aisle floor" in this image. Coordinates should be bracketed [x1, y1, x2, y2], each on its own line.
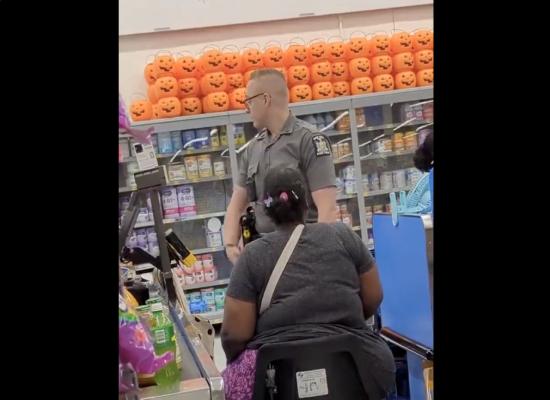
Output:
[213, 333, 227, 372]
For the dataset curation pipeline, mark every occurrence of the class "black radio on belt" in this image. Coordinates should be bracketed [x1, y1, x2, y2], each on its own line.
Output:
[240, 206, 262, 246]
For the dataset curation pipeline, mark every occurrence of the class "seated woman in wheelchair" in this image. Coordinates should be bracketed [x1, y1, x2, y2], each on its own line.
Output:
[220, 167, 395, 399]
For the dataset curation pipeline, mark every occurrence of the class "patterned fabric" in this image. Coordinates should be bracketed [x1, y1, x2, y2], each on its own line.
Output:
[222, 349, 258, 400]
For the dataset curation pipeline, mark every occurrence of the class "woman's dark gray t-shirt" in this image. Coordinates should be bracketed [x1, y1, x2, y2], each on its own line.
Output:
[226, 222, 374, 333]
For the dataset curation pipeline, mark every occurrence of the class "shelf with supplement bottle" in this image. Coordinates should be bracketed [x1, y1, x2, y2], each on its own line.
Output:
[364, 185, 414, 199]
[192, 246, 226, 256]
[182, 278, 230, 292]
[133, 211, 227, 229]
[120, 145, 229, 163]
[119, 174, 232, 193]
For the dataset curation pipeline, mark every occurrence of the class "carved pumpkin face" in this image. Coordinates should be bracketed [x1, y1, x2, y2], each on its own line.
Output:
[263, 45, 285, 67]
[333, 81, 350, 97]
[180, 97, 202, 115]
[345, 36, 369, 60]
[312, 81, 334, 100]
[152, 103, 159, 119]
[331, 61, 349, 81]
[158, 97, 181, 118]
[130, 100, 153, 121]
[310, 61, 332, 83]
[307, 41, 329, 64]
[178, 78, 201, 98]
[373, 74, 394, 92]
[154, 55, 175, 78]
[154, 76, 179, 99]
[350, 77, 373, 95]
[328, 41, 346, 62]
[415, 50, 433, 70]
[395, 71, 417, 89]
[287, 65, 310, 86]
[284, 43, 308, 67]
[390, 32, 413, 54]
[147, 85, 158, 103]
[289, 84, 312, 102]
[349, 57, 371, 78]
[229, 87, 247, 110]
[393, 52, 415, 73]
[200, 49, 223, 73]
[416, 69, 433, 86]
[412, 30, 433, 51]
[222, 51, 242, 74]
[202, 91, 229, 113]
[174, 56, 199, 79]
[226, 73, 244, 91]
[144, 63, 157, 85]
[370, 34, 390, 56]
[371, 55, 393, 75]
[200, 72, 227, 95]
[242, 48, 264, 71]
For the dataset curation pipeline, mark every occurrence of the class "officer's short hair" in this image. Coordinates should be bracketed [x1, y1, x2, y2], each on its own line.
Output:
[250, 69, 286, 85]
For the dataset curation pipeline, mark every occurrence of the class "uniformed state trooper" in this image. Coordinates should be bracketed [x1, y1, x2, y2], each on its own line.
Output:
[224, 69, 337, 265]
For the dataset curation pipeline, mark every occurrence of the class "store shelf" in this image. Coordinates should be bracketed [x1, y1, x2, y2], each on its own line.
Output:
[195, 310, 224, 325]
[129, 88, 433, 133]
[333, 156, 354, 165]
[352, 226, 361, 232]
[119, 175, 232, 193]
[182, 278, 230, 291]
[336, 193, 356, 201]
[133, 211, 226, 228]
[360, 149, 416, 161]
[120, 146, 229, 163]
[364, 185, 413, 199]
[192, 246, 225, 255]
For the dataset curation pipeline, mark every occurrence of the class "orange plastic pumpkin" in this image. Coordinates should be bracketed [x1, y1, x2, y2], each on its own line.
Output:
[181, 97, 202, 115]
[307, 40, 329, 64]
[412, 30, 433, 51]
[154, 54, 176, 78]
[289, 85, 312, 102]
[373, 74, 394, 92]
[345, 36, 369, 60]
[350, 77, 373, 95]
[262, 44, 285, 67]
[310, 61, 332, 83]
[152, 103, 159, 119]
[200, 72, 227, 95]
[158, 97, 182, 118]
[312, 82, 334, 100]
[229, 87, 247, 110]
[393, 52, 415, 73]
[395, 71, 417, 89]
[242, 47, 264, 71]
[130, 100, 153, 122]
[154, 76, 179, 99]
[414, 50, 433, 70]
[333, 81, 350, 97]
[178, 78, 201, 98]
[144, 63, 157, 85]
[331, 61, 349, 81]
[147, 85, 158, 103]
[202, 92, 229, 113]
[327, 40, 346, 62]
[200, 48, 223, 73]
[284, 42, 308, 67]
[370, 34, 391, 56]
[221, 50, 243, 74]
[416, 69, 433, 86]
[227, 73, 244, 91]
[287, 65, 310, 86]
[390, 32, 413, 55]
[371, 55, 393, 76]
[349, 57, 371, 78]
[274, 67, 288, 83]
[174, 55, 199, 79]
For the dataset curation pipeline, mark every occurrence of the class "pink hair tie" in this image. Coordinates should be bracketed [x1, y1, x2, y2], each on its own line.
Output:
[279, 192, 289, 201]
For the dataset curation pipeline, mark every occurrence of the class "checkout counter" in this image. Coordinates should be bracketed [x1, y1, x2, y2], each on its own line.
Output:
[373, 212, 433, 400]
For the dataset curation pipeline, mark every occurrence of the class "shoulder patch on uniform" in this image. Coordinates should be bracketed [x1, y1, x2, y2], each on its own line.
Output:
[312, 134, 331, 157]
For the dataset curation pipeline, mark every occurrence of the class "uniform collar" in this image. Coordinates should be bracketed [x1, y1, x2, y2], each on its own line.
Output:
[257, 111, 296, 141]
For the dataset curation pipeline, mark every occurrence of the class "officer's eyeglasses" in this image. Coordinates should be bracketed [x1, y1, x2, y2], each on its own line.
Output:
[244, 92, 268, 109]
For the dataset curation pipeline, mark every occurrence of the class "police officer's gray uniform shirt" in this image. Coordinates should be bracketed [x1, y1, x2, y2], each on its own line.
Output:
[238, 112, 336, 233]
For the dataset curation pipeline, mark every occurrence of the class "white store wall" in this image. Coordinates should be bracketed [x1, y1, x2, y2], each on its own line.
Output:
[119, 5, 432, 104]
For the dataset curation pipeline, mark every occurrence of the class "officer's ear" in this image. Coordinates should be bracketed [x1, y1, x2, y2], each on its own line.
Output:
[264, 93, 272, 106]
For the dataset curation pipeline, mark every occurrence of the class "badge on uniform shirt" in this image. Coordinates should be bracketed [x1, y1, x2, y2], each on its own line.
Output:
[312, 135, 331, 157]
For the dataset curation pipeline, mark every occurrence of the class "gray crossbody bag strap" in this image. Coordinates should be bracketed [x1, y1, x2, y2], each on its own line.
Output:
[259, 224, 304, 315]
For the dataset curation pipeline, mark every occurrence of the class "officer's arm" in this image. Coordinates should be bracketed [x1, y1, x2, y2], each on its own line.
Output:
[312, 187, 338, 222]
[302, 133, 338, 222]
[224, 185, 248, 247]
